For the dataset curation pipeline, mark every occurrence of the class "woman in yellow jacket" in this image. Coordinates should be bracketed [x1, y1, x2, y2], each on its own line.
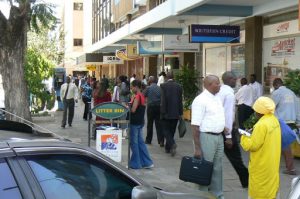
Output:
[240, 97, 281, 199]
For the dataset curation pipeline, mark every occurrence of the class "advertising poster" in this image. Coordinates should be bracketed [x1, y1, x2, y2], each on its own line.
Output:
[96, 130, 122, 162]
[231, 45, 245, 78]
[263, 37, 300, 89]
[205, 46, 227, 79]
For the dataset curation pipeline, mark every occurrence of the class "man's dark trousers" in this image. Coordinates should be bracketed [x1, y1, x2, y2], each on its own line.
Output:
[62, 99, 75, 126]
[224, 129, 249, 188]
[161, 119, 178, 152]
[82, 96, 91, 120]
[145, 105, 163, 144]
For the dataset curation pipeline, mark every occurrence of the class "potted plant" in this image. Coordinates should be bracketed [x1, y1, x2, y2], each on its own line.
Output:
[175, 65, 199, 120]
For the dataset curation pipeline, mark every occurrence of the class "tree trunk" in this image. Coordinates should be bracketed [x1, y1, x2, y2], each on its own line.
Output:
[0, 40, 32, 122]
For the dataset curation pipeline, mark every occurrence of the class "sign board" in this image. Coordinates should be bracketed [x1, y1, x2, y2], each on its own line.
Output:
[137, 41, 162, 54]
[86, 65, 97, 71]
[96, 130, 122, 162]
[91, 102, 129, 120]
[116, 49, 136, 60]
[126, 44, 139, 57]
[103, 56, 124, 64]
[189, 24, 240, 43]
[163, 35, 200, 52]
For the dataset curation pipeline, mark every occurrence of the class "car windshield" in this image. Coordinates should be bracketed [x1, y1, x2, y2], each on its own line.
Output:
[26, 154, 136, 199]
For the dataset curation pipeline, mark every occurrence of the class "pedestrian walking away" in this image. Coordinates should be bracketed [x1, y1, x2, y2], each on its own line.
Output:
[60, 76, 78, 128]
[191, 75, 225, 199]
[160, 72, 183, 156]
[272, 78, 299, 175]
[144, 76, 164, 146]
[240, 97, 281, 199]
[81, 80, 92, 120]
[218, 71, 249, 188]
[249, 74, 263, 102]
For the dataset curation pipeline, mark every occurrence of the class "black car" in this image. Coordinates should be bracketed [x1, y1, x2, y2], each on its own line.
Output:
[0, 120, 215, 199]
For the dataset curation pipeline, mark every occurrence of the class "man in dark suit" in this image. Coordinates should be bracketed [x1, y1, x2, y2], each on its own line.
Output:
[160, 72, 183, 156]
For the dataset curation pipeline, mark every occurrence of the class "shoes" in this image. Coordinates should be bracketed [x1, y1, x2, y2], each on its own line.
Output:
[143, 164, 154, 169]
[283, 169, 297, 175]
[170, 144, 177, 157]
[69, 124, 72, 127]
[61, 125, 65, 128]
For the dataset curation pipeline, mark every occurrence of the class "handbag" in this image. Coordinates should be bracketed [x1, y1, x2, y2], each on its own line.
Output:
[179, 156, 213, 186]
[279, 119, 297, 149]
[178, 118, 186, 138]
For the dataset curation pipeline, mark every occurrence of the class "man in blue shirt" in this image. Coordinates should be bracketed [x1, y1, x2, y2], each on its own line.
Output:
[272, 78, 299, 175]
[144, 76, 164, 146]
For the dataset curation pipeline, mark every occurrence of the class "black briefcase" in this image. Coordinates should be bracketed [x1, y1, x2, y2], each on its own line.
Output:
[179, 156, 213, 186]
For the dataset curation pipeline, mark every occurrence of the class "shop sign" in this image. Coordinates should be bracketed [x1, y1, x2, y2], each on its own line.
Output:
[126, 44, 139, 57]
[91, 102, 129, 120]
[86, 65, 96, 71]
[271, 38, 295, 56]
[276, 22, 289, 33]
[137, 41, 162, 54]
[103, 56, 123, 64]
[96, 130, 122, 162]
[163, 35, 199, 52]
[116, 49, 137, 60]
[189, 24, 240, 43]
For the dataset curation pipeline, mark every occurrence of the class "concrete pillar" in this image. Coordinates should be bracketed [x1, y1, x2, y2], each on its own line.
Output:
[195, 44, 203, 92]
[245, 16, 263, 83]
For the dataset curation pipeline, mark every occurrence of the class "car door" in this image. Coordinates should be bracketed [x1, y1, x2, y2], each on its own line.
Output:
[16, 148, 140, 199]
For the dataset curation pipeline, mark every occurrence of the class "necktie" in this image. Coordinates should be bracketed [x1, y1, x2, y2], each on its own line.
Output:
[64, 83, 69, 100]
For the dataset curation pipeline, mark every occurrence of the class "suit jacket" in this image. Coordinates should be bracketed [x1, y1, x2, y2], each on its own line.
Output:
[160, 80, 183, 119]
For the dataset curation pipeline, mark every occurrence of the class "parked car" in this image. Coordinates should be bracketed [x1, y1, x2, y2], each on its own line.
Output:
[288, 176, 300, 199]
[0, 120, 215, 199]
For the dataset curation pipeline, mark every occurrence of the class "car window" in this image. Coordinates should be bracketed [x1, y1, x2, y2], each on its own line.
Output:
[0, 159, 22, 199]
[26, 154, 136, 199]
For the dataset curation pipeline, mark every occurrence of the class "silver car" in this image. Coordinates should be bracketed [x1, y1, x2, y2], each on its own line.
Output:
[288, 176, 300, 199]
[0, 120, 215, 199]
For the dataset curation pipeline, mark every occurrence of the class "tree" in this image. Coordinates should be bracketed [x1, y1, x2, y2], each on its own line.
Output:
[0, 0, 57, 121]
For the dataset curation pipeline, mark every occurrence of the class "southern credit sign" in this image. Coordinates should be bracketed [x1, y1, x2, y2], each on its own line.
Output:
[91, 102, 129, 120]
[189, 24, 240, 43]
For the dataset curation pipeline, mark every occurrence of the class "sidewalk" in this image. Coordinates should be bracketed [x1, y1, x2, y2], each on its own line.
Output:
[34, 100, 299, 199]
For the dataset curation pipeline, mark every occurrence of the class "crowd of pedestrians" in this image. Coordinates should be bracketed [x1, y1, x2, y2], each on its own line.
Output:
[60, 71, 299, 199]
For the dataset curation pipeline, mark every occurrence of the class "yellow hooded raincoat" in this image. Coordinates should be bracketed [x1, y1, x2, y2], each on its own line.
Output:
[241, 97, 281, 199]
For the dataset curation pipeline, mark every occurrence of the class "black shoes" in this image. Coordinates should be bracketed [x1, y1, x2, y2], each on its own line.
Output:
[69, 124, 72, 127]
[170, 144, 177, 157]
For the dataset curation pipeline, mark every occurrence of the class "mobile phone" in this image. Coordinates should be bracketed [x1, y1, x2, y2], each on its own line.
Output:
[238, 128, 251, 137]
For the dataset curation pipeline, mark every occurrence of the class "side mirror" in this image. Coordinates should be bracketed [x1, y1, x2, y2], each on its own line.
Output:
[132, 185, 157, 199]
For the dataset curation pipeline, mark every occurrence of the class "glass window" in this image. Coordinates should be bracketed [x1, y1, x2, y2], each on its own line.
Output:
[26, 154, 136, 199]
[73, 39, 83, 46]
[0, 159, 22, 199]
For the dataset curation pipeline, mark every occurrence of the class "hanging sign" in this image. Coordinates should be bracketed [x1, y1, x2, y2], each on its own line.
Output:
[86, 65, 97, 71]
[116, 49, 137, 60]
[103, 56, 124, 64]
[137, 41, 162, 54]
[91, 102, 129, 119]
[189, 24, 240, 43]
[163, 35, 200, 52]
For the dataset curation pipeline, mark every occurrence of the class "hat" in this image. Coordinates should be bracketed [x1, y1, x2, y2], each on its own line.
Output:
[252, 97, 275, 115]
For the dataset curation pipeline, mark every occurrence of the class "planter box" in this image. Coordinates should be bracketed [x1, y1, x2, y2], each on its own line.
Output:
[183, 109, 191, 121]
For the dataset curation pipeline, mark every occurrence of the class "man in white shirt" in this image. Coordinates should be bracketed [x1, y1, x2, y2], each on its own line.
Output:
[130, 74, 136, 83]
[60, 76, 78, 128]
[218, 72, 249, 189]
[157, 71, 166, 86]
[249, 74, 263, 101]
[191, 75, 225, 198]
[235, 77, 254, 129]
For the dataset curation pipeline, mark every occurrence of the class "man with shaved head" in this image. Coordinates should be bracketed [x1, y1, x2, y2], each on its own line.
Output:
[160, 72, 183, 156]
[144, 76, 163, 146]
[191, 75, 225, 198]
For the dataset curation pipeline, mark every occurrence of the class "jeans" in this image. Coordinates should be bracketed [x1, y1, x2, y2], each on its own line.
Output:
[129, 124, 153, 169]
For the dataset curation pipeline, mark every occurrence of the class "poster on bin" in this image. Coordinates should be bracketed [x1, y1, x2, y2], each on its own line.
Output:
[96, 130, 122, 162]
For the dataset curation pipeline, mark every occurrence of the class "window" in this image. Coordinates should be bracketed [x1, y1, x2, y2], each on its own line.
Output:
[73, 39, 83, 46]
[26, 154, 136, 199]
[74, 3, 83, 11]
[0, 159, 22, 199]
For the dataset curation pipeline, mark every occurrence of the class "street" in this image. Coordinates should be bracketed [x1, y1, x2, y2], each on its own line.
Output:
[34, 100, 299, 199]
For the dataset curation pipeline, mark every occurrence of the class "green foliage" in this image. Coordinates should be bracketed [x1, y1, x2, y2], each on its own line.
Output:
[175, 65, 199, 109]
[25, 48, 54, 112]
[243, 113, 259, 130]
[283, 69, 300, 96]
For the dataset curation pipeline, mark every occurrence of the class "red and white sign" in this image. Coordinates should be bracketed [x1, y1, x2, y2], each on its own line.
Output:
[271, 38, 295, 56]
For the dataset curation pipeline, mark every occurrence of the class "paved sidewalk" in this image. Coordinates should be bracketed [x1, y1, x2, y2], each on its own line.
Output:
[34, 100, 299, 199]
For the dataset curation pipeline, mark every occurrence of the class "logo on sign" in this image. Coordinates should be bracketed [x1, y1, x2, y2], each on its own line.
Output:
[276, 22, 289, 33]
